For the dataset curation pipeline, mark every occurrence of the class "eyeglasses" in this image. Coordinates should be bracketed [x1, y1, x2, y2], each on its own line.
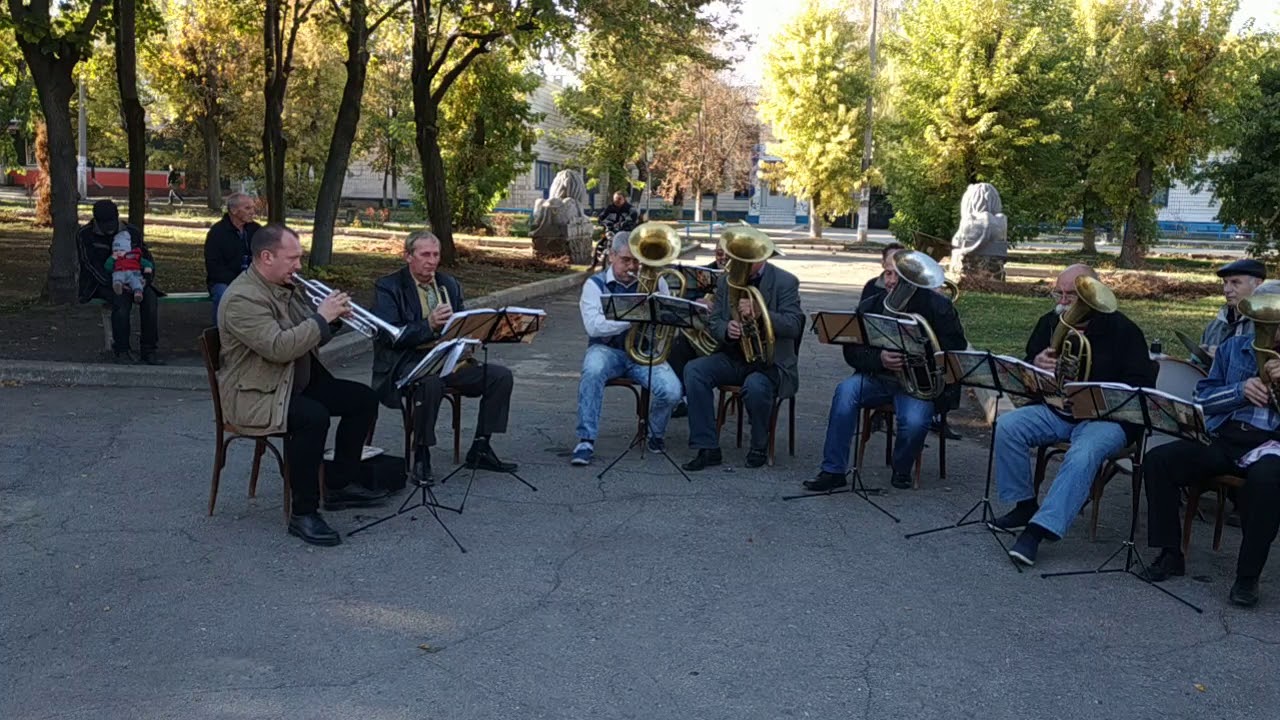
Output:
[1049, 290, 1078, 302]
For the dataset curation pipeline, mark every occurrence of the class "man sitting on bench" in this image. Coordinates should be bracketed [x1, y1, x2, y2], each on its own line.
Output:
[77, 200, 164, 365]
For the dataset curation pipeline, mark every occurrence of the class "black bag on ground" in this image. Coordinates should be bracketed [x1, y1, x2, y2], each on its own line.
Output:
[325, 454, 406, 493]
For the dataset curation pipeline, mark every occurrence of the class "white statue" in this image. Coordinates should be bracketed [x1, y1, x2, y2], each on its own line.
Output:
[531, 169, 594, 262]
[949, 183, 1008, 278]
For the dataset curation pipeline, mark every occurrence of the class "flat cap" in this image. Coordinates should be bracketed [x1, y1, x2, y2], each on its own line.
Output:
[1216, 258, 1266, 280]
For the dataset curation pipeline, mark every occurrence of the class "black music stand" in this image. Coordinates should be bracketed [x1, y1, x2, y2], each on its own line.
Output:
[347, 340, 476, 551]
[595, 293, 705, 482]
[1040, 384, 1205, 613]
[781, 311, 899, 523]
[432, 309, 543, 511]
[902, 351, 1032, 572]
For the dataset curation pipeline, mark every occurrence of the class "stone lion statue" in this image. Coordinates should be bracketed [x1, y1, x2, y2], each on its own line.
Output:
[949, 183, 1008, 279]
[531, 169, 594, 262]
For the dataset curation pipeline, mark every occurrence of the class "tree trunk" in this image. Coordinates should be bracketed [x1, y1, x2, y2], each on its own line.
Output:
[114, 0, 147, 231]
[263, 0, 287, 223]
[202, 110, 222, 210]
[1081, 222, 1097, 254]
[1119, 159, 1154, 268]
[693, 185, 703, 222]
[31, 68, 80, 303]
[310, 1, 370, 268]
[411, 9, 455, 265]
[711, 192, 718, 222]
[809, 194, 822, 240]
[381, 167, 389, 208]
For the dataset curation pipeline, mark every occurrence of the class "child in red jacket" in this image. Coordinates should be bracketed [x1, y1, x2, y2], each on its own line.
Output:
[105, 231, 154, 303]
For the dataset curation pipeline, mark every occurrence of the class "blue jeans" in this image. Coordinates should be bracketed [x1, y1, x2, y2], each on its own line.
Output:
[576, 345, 681, 441]
[821, 374, 934, 475]
[995, 404, 1127, 538]
[209, 283, 229, 325]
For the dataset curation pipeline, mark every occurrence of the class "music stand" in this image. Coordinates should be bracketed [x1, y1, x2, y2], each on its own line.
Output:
[1040, 383, 1205, 613]
[433, 309, 544, 511]
[347, 340, 477, 551]
[780, 311, 899, 523]
[595, 293, 705, 482]
[902, 351, 1033, 572]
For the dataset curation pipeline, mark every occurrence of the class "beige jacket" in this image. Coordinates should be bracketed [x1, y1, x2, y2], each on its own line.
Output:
[216, 266, 332, 435]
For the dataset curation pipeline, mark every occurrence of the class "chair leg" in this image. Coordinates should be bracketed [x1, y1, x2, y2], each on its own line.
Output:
[249, 438, 267, 498]
[1033, 448, 1051, 499]
[715, 390, 727, 433]
[365, 415, 377, 446]
[1089, 482, 1103, 542]
[1182, 490, 1200, 555]
[938, 431, 947, 480]
[913, 452, 922, 489]
[1213, 486, 1226, 552]
[281, 454, 292, 524]
[735, 397, 744, 449]
[767, 402, 781, 466]
[787, 398, 796, 457]
[857, 409, 873, 472]
[452, 397, 462, 464]
[208, 431, 228, 516]
[883, 413, 893, 467]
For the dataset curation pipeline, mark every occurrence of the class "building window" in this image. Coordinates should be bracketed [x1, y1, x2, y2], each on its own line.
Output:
[535, 161, 554, 191]
[768, 183, 779, 197]
[1151, 185, 1170, 208]
[733, 187, 751, 199]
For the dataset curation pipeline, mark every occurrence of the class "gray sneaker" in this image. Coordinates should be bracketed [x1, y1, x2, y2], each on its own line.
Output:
[571, 441, 594, 466]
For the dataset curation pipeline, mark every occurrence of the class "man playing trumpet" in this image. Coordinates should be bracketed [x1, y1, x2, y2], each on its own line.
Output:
[1141, 281, 1280, 607]
[681, 227, 805, 471]
[372, 231, 517, 485]
[802, 250, 967, 492]
[988, 264, 1155, 566]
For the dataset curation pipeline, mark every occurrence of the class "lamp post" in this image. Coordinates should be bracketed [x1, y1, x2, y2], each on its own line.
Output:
[77, 75, 88, 201]
[856, 0, 879, 243]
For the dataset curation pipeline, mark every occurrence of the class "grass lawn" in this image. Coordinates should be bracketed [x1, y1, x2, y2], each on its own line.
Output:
[956, 291, 1222, 358]
[1005, 248, 1272, 276]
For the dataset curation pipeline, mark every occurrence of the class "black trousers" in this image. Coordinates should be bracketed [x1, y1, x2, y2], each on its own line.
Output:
[110, 284, 159, 354]
[684, 351, 778, 452]
[285, 365, 379, 516]
[665, 334, 699, 388]
[409, 362, 513, 449]
[1144, 423, 1280, 579]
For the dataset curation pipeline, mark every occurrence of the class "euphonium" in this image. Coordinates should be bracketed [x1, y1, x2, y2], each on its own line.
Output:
[722, 225, 776, 365]
[941, 279, 960, 302]
[1050, 275, 1118, 384]
[882, 250, 949, 400]
[624, 222, 687, 365]
[1237, 294, 1280, 413]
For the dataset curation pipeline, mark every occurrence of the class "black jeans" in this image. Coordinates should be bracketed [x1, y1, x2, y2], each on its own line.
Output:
[110, 284, 159, 354]
[285, 366, 379, 516]
[408, 362, 513, 449]
[684, 351, 778, 451]
[1144, 423, 1280, 578]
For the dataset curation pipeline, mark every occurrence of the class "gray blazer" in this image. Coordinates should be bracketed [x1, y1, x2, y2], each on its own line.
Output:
[707, 263, 805, 399]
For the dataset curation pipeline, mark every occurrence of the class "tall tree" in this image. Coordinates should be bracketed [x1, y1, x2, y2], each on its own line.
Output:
[0, 39, 37, 168]
[880, 0, 1076, 248]
[651, 66, 758, 221]
[4, 0, 109, 303]
[308, 0, 407, 268]
[263, 0, 319, 222]
[113, 0, 146, 229]
[1203, 37, 1280, 254]
[358, 20, 414, 209]
[758, 0, 870, 239]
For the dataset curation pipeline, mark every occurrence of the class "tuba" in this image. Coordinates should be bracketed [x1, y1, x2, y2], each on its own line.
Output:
[882, 250, 949, 400]
[624, 222, 687, 365]
[1050, 275, 1118, 384]
[1236, 294, 1280, 413]
[722, 225, 776, 365]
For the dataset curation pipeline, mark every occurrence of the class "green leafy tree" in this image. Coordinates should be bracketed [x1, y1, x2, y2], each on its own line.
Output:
[438, 50, 539, 230]
[262, 0, 320, 222]
[358, 20, 414, 208]
[880, 0, 1076, 248]
[0, 38, 37, 169]
[1204, 37, 1280, 254]
[758, 0, 870, 239]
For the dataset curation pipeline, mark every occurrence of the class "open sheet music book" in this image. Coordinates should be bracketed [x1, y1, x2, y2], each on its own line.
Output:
[600, 293, 710, 325]
[941, 350, 995, 388]
[859, 312, 930, 356]
[988, 354, 1062, 405]
[440, 306, 546, 343]
[673, 264, 726, 293]
[811, 311, 863, 345]
[1063, 382, 1208, 442]
[396, 338, 480, 388]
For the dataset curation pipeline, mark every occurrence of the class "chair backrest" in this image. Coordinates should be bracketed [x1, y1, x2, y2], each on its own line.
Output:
[1155, 357, 1206, 400]
[199, 327, 225, 428]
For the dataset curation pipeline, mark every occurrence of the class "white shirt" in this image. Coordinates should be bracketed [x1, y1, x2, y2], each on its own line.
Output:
[579, 266, 670, 339]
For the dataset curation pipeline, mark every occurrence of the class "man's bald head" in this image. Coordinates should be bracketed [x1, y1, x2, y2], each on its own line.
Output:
[1053, 264, 1098, 313]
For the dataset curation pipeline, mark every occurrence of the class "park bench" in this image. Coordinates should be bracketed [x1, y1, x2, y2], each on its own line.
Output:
[95, 291, 211, 351]
[681, 220, 726, 246]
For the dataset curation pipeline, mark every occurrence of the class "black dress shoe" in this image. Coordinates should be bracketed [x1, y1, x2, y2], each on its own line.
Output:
[802, 470, 848, 492]
[411, 453, 435, 487]
[672, 401, 688, 419]
[682, 448, 722, 471]
[745, 448, 768, 468]
[890, 471, 912, 489]
[288, 512, 341, 546]
[1230, 576, 1260, 607]
[112, 350, 135, 364]
[323, 483, 390, 511]
[140, 353, 166, 366]
[465, 439, 518, 473]
[1138, 549, 1185, 583]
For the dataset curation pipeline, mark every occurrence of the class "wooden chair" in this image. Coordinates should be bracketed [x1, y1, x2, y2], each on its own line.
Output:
[398, 385, 467, 464]
[200, 328, 293, 523]
[607, 377, 651, 442]
[714, 387, 796, 465]
[1032, 442, 1138, 540]
[855, 404, 944, 489]
[1182, 474, 1245, 553]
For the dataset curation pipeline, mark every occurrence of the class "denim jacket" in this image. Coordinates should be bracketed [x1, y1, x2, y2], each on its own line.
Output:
[1195, 334, 1280, 432]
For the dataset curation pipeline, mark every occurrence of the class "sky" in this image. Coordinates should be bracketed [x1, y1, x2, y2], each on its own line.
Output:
[728, 0, 1280, 85]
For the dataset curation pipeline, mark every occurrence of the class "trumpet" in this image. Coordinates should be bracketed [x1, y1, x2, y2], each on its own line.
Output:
[291, 273, 405, 343]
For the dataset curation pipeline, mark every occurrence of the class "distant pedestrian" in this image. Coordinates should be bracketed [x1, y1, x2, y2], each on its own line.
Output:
[166, 165, 184, 205]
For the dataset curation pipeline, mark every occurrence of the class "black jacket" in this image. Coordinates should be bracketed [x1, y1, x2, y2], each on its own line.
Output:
[204, 215, 262, 287]
[370, 266, 466, 407]
[843, 287, 968, 410]
[77, 222, 157, 303]
[1025, 309, 1157, 442]
[598, 203, 635, 228]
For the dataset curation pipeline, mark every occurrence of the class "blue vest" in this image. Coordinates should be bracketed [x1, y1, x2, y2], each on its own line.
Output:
[588, 271, 637, 350]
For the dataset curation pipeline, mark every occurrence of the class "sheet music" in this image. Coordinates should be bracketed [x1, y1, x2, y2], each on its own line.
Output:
[860, 312, 914, 352]
[1063, 382, 1208, 440]
[943, 350, 996, 388]
[991, 354, 1059, 402]
[441, 307, 546, 339]
[602, 293, 707, 327]
[396, 338, 479, 388]
[601, 293, 653, 322]
[811, 311, 862, 345]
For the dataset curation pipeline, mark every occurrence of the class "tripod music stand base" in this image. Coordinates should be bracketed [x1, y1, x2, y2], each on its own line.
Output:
[781, 471, 900, 523]
[903, 497, 1024, 572]
[347, 479, 466, 552]
[596, 433, 692, 482]
[434, 458, 538, 515]
[1041, 541, 1202, 613]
